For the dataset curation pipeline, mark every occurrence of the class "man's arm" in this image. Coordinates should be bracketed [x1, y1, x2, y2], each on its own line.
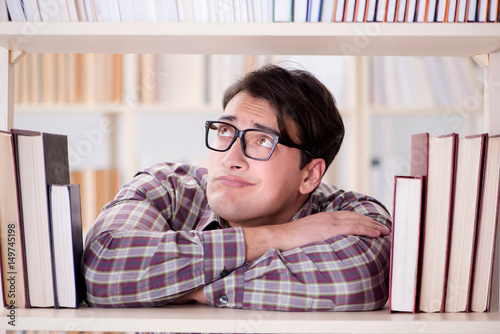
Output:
[186, 187, 392, 311]
[82, 169, 247, 307]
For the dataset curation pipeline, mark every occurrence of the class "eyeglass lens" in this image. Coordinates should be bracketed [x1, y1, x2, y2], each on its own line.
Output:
[206, 122, 277, 160]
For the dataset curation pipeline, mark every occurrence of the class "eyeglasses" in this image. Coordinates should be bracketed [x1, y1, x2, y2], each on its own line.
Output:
[205, 120, 315, 161]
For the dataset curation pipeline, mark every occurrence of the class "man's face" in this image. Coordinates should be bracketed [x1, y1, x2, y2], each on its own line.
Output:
[206, 91, 309, 228]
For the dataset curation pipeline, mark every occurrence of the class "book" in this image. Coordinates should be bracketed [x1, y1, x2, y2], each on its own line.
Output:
[11, 129, 55, 307]
[48, 184, 85, 308]
[0, 0, 8, 21]
[0, 131, 28, 308]
[11, 130, 70, 307]
[389, 175, 424, 313]
[274, 0, 293, 21]
[293, 0, 308, 22]
[445, 134, 486, 313]
[417, 133, 458, 313]
[5, 0, 26, 21]
[307, 0, 322, 21]
[470, 135, 500, 312]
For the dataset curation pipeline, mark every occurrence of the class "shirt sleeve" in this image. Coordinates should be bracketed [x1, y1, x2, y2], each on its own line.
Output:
[203, 189, 392, 312]
[82, 171, 246, 307]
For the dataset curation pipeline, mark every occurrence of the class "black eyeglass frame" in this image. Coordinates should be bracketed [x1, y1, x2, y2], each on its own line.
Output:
[205, 120, 315, 161]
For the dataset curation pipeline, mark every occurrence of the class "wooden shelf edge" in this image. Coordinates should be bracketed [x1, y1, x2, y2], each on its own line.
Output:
[1, 305, 500, 333]
[0, 22, 499, 56]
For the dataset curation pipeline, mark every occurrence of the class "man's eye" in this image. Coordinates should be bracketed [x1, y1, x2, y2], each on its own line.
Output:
[257, 136, 273, 148]
[218, 126, 233, 137]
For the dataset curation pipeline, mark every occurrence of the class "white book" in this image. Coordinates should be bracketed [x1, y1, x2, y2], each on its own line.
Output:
[344, 0, 357, 21]
[356, 0, 368, 21]
[488, 0, 499, 21]
[192, 0, 210, 22]
[0, 0, 8, 21]
[447, 0, 458, 21]
[155, 0, 168, 21]
[273, 0, 292, 21]
[265, 0, 273, 21]
[24, 0, 42, 21]
[456, 0, 467, 21]
[119, 0, 135, 21]
[435, 0, 447, 21]
[166, 0, 179, 21]
[293, 0, 308, 22]
[83, 0, 95, 21]
[375, 0, 388, 21]
[218, 0, 233, 22]
[406, 0, 417, 20]
[58, 0, 71, 21]
[467, 0, 478, 21]
[415, 0, 426, 21]
[308, 0, 321, 21]
[74, 0, 87, 21]
[320, 0, 335, 21]
[386, 0, 398, 21]
[426, 0, 437, 21]
[397, 0, 407, 21]
[92, 0, 104, 21]
[365, 0, 378, 20]
[334, 0, 346, 21]
[143, 0, 158, 22]
[66, 0, 80, 21]
[252, 0, 262, 21]
[246, 0, 254, 21]
[6, 0, 26, 21]
[239, 0, 249, 22]
[477, 0, 488, 21]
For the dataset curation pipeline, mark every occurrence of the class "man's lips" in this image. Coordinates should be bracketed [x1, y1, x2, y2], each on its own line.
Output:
[216, 175, 255, 188]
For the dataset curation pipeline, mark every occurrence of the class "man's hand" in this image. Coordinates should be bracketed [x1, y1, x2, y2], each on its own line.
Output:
[243, 211, 390, 262]
[171, 287, 207, 305]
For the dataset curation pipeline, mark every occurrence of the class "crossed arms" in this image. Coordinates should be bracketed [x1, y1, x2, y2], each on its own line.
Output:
[82, 163, 392, 311]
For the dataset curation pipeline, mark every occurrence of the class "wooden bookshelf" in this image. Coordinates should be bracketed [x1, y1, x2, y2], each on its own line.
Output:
[0, 22, 499, 56]
[4, 305, 500, 333]
[1, 22, 500, 333]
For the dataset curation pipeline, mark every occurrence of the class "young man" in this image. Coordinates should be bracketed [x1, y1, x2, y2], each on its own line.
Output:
[82, 65, 391, 311]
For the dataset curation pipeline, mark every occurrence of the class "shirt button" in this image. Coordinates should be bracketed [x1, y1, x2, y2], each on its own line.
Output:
[219, 295, 229, 304]
[220, 269, 230, 278]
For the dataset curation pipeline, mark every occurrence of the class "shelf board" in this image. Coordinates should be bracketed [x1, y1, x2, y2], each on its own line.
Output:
[0, 22, 499, 56]
[2, 305, 500, 333]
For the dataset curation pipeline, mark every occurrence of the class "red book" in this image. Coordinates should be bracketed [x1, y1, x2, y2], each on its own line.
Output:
[417, 133, 458, 313]
[445, 134, 487, 312]
[389, 175, 424, 313]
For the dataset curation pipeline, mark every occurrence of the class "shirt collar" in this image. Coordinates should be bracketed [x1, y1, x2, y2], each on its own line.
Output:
[198, 210, 229, 231]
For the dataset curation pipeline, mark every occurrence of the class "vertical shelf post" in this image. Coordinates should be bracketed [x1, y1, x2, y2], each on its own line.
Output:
[0, 47, 14, 131]
[484, 51, 500, 312]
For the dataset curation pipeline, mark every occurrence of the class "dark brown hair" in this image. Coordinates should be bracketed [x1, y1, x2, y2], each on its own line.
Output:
[222, 64, 344, 170]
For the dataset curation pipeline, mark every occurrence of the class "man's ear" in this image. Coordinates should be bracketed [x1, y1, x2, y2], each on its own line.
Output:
[299, 158, 326, 195]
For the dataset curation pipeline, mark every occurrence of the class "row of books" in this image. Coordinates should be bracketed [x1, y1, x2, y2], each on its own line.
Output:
[368, 56, 481, 113]
[0, 130, 85, 309]
[389, 132, 500, 313]
[14, 53, 122, 106]
[13, 52, 263, 107]
[2, 0, 499, 23]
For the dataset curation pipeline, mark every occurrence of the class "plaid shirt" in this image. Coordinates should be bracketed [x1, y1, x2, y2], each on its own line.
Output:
[82, 162, 392, 311]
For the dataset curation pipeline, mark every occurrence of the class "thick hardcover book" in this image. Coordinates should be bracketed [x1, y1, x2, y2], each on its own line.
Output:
[389, 175, 424, 313]
[11, 129, 55, 307]
[48, 184, 85, 308]
[418, 133, 458, 313]
[445, 134, 487, 312]
[470, 135, 500, 312]
[0, 131, 28, 308]
[11, 129, 70, 308]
